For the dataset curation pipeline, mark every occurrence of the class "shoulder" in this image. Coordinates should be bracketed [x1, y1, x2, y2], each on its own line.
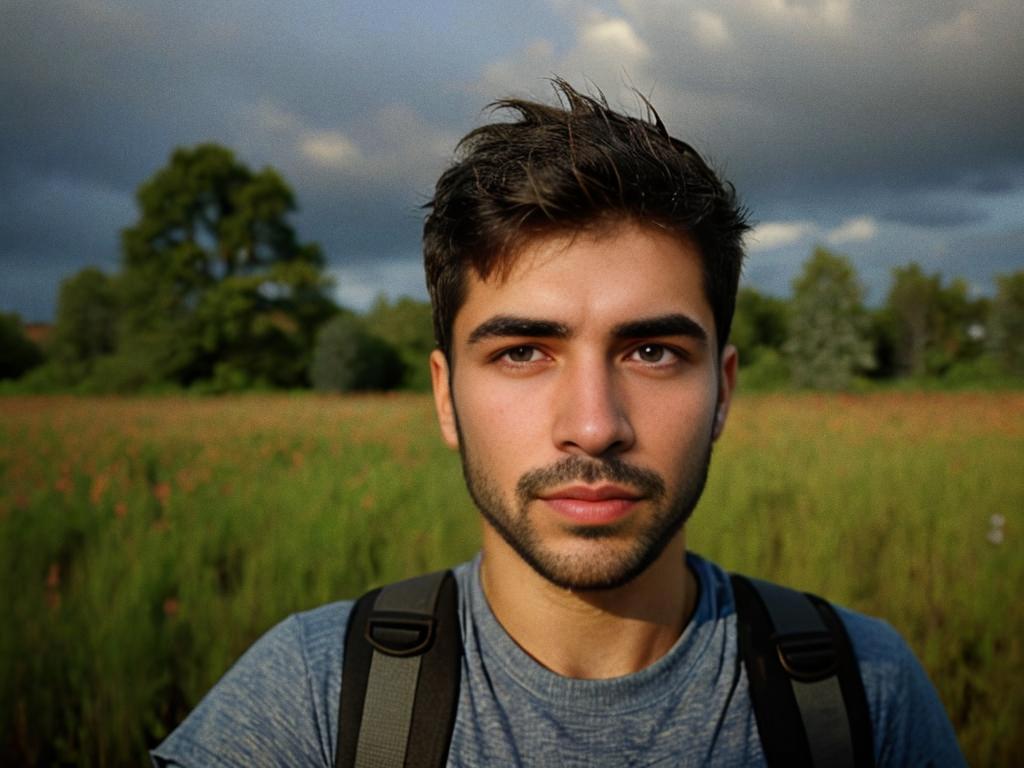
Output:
[833, 605, 911, 669]
[151, 601, 354, 768]
[833, 605, 965, 766]
[693, 556, 965, 767]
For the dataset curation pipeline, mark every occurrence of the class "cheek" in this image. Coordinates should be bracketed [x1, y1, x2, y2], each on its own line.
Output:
[464, 402, 539, 459]
[457, 380, 523, 444]
[458, 368, 546, 434]
[456, 379, 552, 482]
[633, 386, 717, 457]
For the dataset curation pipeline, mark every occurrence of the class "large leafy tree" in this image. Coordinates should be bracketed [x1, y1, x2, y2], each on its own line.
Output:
[784, 247, 874, 390]
[117, 143, 333, 388]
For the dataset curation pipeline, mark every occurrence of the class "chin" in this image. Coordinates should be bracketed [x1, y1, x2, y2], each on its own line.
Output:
[517, 522, 686, 592]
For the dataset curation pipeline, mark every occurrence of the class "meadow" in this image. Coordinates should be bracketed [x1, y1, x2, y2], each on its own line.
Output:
[1, 392, 1021, 766]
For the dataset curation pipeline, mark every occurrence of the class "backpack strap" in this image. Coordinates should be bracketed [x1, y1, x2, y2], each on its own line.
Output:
[731, 574, 875, 768]
[336, 570, 461, 768]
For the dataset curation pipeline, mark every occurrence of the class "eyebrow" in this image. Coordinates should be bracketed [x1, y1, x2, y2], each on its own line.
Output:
[612, 314, 708, 345]
[466, 313, 707, 346]
[467, 316, 570, 345]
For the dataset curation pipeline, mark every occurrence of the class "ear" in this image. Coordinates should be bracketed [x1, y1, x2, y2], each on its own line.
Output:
[430, 349, 460, 450]
[712, 344, 738, 441]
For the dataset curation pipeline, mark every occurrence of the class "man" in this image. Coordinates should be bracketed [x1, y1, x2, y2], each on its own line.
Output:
[152, 80, 964, 766]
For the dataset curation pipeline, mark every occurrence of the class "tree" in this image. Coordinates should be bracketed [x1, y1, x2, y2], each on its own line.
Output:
[784, 247, 874, 389]
[0, 313, 43, 380]
[310, 313, 404, 392]
[364, 296, 436, 390]
[882, 263, 939, 377]
[730, 287, 790, 390]
[989, 270, 1024, 376]
[47, 268, 119, 382]
[933, 277, 988, 373]
[730, 287, 789, 362]
[116, 143, 333, 389]
[880, 264, 987, 379]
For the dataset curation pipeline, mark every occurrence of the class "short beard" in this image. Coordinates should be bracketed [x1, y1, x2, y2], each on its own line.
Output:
[459, 445, 712, 592]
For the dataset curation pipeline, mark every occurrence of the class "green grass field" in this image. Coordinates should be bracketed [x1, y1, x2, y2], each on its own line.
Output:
[2, 393, 1021, 766]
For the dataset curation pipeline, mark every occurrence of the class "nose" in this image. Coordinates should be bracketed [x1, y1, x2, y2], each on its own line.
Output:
[552, 357, 635, 458]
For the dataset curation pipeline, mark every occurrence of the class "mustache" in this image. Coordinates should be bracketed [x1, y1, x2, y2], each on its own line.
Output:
[515, 456, 666, 504]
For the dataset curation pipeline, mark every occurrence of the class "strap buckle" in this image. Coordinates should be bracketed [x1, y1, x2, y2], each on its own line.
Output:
[365, 611, 436, 657]
[773, 631, 837, 682]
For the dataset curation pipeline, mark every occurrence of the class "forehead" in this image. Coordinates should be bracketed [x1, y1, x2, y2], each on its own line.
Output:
[452, 222, 715, 344]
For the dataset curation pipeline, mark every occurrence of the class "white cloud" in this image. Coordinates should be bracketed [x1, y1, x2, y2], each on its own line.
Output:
[820, 0, 852, 27]
[579, 14, 649, 60]
[827, 216, 878, 245]
[300, 132, 362, 170]
[692, 9, 731, 48]
[242, 100, 452, 190]
[247, 101, 363, 172]
[747, 220, 816, 251]
[750, 0, 851, 28]
[477, 11, 650, 103]
[748, 216, 877, 252]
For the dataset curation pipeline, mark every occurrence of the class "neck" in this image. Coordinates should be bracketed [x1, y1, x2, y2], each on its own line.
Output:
[479, 528, 696, 679]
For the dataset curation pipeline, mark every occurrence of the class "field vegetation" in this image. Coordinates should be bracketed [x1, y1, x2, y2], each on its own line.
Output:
[1, 392, 1021, 766]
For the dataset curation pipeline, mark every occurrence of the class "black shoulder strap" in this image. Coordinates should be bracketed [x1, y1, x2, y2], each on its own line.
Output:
[730, 573, 875, 768]
[336, 570, 461, 768]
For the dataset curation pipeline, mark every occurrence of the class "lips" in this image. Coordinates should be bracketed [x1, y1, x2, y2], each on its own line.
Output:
[538, 485, 642, 525]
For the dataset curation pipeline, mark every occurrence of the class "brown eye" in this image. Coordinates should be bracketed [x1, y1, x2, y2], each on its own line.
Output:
[636, 344, 666, 363]
[505, 346, 537, 363]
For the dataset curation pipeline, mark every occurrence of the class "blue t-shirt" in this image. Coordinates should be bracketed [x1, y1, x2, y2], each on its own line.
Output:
[151, 553, 965, 766]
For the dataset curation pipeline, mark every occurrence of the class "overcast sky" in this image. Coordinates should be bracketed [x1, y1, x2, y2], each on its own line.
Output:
[2, 0, 1022, 322]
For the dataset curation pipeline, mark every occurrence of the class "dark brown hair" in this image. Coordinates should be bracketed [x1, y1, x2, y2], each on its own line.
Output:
[423, 79, 749, 356]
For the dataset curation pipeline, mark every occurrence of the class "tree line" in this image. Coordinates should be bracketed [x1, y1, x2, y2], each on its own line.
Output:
[2, 143, 1022, 392]
[734, 249, 1023, 390]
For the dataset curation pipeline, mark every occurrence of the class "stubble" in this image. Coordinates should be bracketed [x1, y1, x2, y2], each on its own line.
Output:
[459, 448, 712, 591]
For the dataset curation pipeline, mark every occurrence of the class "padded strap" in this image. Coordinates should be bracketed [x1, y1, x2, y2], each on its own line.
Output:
[337, 571, 461, 768]
[748, 577, 854, 768]
[356, 651, 422, 768]
[731, 574, 875, 768]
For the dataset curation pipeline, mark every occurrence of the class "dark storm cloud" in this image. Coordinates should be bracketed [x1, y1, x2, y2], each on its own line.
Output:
[631, 0, 1024, 205]
[476, 0, 1023, 290]
[2, 0, 1022, 321]
[4, 3, 239, 188]
[966, 172, 1019, 195]
[880, 201, 989, 229]
[1, 1, 475, 196]
[297, 187, 427, 257]
[0, 173, 132, 261]
[0, 0, 490, 319]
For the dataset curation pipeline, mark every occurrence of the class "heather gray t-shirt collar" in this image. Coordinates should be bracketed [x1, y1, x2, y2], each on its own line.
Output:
[460, 552, 721, 714]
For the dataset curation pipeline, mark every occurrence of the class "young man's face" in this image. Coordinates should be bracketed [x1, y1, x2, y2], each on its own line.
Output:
[431, 221, 737, 590]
